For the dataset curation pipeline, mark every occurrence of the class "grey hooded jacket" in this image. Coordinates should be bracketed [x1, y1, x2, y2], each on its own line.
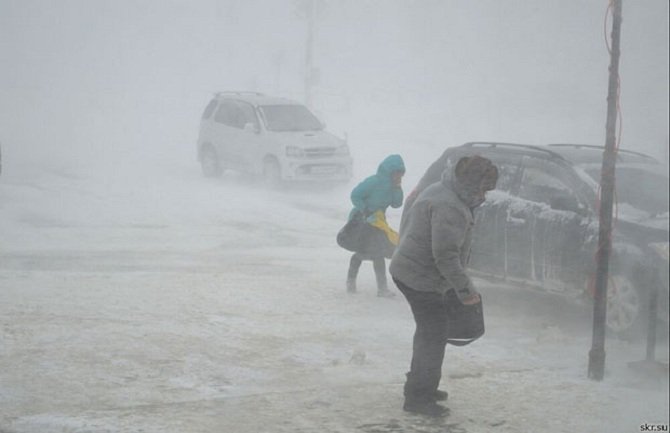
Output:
[389, 171, 478, 300]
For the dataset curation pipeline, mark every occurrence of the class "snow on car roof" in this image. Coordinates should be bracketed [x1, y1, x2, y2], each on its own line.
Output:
[214, 92, 300, 106]
[547, 144, 661, 165]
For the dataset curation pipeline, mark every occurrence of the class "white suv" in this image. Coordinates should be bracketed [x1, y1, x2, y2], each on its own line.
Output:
[196, 92, 353, 185]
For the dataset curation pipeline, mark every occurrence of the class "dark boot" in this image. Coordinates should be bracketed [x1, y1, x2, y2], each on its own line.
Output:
[403, 399, 449, 417]
[434, 390, 449, 401]
[403, 376, 447, 403]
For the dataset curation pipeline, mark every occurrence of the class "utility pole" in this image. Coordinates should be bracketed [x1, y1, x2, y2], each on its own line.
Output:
[273, 51, 285, 94]
[588, 0, 623, 381]
[304, 0, 316, 108]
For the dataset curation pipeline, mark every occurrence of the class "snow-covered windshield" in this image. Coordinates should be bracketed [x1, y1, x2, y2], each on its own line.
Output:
[585, 166, 669, 216]
[259, 105, 323, 132]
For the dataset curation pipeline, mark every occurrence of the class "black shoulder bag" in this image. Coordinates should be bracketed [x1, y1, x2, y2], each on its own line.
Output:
[336, 212, 395, 258]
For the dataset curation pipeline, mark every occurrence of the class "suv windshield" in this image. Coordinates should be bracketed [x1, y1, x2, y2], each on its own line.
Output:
[259, 105, 323, 132]
[585, 166, 669, 216]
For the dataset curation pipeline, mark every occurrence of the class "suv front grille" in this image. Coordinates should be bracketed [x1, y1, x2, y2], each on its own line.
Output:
[303, 147, 336, 158]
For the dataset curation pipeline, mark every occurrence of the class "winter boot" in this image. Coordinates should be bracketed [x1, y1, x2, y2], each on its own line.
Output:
[434, 390, 449, 401]
[403, 399, 449, 417]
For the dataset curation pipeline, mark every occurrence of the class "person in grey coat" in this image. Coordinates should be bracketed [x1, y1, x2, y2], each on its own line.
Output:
[390, 155, 498, 417]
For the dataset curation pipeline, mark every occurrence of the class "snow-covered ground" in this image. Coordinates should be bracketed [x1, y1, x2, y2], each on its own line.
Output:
[1, 162, 668, 433]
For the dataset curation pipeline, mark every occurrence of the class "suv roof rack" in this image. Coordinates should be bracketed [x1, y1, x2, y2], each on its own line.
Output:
[462, 141, 569, 162]
[215, 91, 266, 97]
[547, 143, 657, 161]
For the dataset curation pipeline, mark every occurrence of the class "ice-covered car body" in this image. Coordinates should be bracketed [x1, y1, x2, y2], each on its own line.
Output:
[196, 92, 353, 185]
[410, 142, 669, 334]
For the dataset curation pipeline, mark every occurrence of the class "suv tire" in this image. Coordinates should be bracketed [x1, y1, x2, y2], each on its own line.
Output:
[201, 145, 222, 178]
[606, 274, 643, 335]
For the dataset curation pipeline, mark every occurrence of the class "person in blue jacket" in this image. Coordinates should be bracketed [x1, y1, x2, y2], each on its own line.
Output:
[346, 154, 405, 297]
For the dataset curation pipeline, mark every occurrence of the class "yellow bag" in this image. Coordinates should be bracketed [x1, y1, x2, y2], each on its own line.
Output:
[367, 210, 399, 246]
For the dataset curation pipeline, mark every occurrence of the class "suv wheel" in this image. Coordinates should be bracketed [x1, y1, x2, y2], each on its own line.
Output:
[201, 146, 222, 178]
[606, 274, 641, 334]
[263, 158, 282, 188]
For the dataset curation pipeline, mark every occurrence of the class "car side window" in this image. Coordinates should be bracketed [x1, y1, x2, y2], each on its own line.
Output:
[490, 157, 521, 192]
[518, 159, 583, 211]
[214, 101, 245, 129]
[237, 101, 260, 130]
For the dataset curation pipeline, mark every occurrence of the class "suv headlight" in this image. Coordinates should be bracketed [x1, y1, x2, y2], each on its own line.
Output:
[334, 144, 350, 156]
[286, 146, 305, 158]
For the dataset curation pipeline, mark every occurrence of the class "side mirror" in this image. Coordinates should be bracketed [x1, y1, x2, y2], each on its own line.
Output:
[243, 122, 259, 134]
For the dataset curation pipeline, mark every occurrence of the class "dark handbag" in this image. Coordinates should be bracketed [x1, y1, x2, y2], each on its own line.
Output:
[336, 212, 369, 252]
[445, 291, 485, 346]
[337, 213, 395, 257]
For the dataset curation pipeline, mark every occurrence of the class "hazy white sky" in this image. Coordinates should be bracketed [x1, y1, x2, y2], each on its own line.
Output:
[1, 0, 668, 173]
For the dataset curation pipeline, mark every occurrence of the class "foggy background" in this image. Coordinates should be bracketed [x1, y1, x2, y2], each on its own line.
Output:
[1, 0, 668, 183]
[1, 2, 669, 431]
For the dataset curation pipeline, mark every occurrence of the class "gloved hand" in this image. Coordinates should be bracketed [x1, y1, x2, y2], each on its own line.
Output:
[460, 293, 481, 305]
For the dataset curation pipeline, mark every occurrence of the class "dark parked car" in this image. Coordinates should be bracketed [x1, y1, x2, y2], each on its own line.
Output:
[409, 142, 669, 335]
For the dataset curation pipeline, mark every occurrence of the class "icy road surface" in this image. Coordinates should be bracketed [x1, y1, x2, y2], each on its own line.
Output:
[0, 165, 668, 433]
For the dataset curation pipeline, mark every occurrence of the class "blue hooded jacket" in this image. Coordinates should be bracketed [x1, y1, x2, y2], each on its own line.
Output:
[349, 154, 405, 220]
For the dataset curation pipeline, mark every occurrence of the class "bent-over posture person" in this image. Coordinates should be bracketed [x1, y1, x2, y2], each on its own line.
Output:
[390, 155, 498, 417]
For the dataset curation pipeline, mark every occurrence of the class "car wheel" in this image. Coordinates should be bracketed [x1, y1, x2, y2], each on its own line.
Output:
[201, 146, 222, 178]
[606, 274, 642, 334]
[263, 158, 282, 188]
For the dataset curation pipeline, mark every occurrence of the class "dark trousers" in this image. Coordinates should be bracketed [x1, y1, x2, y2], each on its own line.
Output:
[394, 277, 449, 402]
[347, 253, 387, 290]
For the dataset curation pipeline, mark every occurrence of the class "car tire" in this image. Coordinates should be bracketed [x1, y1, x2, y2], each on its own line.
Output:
[201, 145, 222, 178]
[606, 274, 644, 335]
[263, 158, 282, 189]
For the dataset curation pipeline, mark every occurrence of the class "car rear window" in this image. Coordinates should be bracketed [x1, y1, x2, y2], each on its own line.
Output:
[202, 99, 218, 119]
[585, 166, 669, 215]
